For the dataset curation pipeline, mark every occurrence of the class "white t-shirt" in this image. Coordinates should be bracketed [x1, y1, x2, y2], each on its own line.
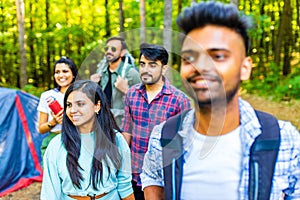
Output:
[181, 126, 242, 200]
[37, 88, 64, 132]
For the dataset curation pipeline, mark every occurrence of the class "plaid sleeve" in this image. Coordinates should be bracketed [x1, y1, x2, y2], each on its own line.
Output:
[121, 91, 132, 133]
[280, 121, 300, 199]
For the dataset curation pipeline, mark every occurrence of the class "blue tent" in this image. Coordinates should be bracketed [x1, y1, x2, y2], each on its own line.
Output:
[0, 87, 46, 196]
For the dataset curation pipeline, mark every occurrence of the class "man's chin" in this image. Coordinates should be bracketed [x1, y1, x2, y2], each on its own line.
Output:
[197, 99, 212, 108]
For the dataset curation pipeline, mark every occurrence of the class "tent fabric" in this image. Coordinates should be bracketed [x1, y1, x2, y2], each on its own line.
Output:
[0, 87, 47, 197]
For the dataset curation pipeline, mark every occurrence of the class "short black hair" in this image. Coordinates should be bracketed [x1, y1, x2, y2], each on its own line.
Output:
[106, 36, 127, 50]
[139, 43, 169, 65]
[176, 1, 253, 54]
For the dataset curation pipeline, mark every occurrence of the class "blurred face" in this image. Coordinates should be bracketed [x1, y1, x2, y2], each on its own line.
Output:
[54, 63, 74, 88]
[105, 40, 125, 63]
[180, 25, 252, 107]
[66, 91, 100, 133]
[139, 55, 166, 85]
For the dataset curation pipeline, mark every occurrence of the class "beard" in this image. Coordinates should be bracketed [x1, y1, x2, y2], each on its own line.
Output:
[196, 81, 240, 109]
[106, 53, 122, 63]
[140, 73, 162, 85]
[183, 73, 240, 109]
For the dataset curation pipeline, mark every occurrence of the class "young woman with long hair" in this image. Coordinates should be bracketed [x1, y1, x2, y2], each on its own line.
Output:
[40, 80, 134, 200]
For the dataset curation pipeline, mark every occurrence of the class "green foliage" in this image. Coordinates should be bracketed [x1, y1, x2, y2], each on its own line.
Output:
[242, 61, 300, 100]
[21, 84, 44, 98]
[1, 0, 300, 101]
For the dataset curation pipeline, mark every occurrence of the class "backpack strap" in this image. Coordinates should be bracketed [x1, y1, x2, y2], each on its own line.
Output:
[161, 110, 189, 200]
[161, 109, 280, 200]
[249, 110, 281, 200]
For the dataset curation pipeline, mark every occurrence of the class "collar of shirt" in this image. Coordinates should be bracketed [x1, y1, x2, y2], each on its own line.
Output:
[134, 76, 173, 97]
[102, 61, 125, 75]
[178, 98, 262, 154]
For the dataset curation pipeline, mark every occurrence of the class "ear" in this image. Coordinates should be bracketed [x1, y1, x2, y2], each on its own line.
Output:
[240, 56, 252, 81]
[162, 64, 169, 75]
[120, 49, 127, 57]
[94, 100, 101, 113]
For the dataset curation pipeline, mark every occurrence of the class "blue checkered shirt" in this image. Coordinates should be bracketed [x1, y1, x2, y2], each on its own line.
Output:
[141, 98, 300, 199]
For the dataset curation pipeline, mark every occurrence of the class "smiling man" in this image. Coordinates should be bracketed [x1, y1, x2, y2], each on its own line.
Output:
[141, 1, 300, 200]
[90, 37, 141, 127]
[122, 43, 191, 200]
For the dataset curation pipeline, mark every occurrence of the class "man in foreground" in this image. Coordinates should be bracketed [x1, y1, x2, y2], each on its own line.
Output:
[141, 1, 300, 199]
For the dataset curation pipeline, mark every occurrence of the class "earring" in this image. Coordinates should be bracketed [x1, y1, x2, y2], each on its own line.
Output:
[95, 111, 99, 115]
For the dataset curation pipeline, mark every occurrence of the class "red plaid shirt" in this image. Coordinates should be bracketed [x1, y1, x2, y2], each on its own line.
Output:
[122, 77, 191, 185]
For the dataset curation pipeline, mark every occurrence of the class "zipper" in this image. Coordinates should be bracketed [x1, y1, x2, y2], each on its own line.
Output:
[172, 158, 176, 200]
[253, 162, 259, 200]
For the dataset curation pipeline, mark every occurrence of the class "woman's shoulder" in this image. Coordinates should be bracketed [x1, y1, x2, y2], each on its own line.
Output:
[115, 132, 129, 148]
[40, 88, 60, 98]
[47, 134, 63, 151]
[43, 134, 65, 161]
[115, 131, 124, 142]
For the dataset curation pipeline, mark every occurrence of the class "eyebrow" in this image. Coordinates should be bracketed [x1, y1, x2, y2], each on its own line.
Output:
[180, 49, 195, 55]
[207, 48, 230, 53]
[67, 99, 85, 104]
[181, 48, 230, 55]
[139, 61, 159, 65]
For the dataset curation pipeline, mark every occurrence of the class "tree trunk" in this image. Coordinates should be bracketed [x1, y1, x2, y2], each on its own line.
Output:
[105, 0, 111, 37]
[164, 0, 172, 64]
[77, 0, 84, 58]
[64, 0, 71, 55]
[119, 0, 124, 37]
[45, 0, 51, 88]
[295, 0, 300, 53]
[29, 1, 37, 87]
[139, 0, 146, 44]
[164, 0, 173, 80]
[282, 0, 292, 76]
[16, 0, 27, 88]
[275, 0, 292, 76]
[0, 4, 5, 82]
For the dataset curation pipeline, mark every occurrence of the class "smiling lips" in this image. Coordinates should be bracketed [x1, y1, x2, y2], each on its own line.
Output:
[58, 78, 68, 83]
[187, 75, 219, 90]
[141, 73, 152, 79]
[71, 115, 81, 121]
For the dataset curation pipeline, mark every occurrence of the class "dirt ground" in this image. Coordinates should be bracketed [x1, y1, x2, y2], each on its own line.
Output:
[1, 93, 299, 200]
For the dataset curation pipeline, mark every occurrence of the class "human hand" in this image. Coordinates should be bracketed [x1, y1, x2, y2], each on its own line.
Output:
[90, 73, 101, 83]
[51, 109, 63, 125]
[115, 75, 129, 94]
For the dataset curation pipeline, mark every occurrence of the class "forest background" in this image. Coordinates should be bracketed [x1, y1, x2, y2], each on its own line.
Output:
[1, 0, 300, 197]
[1, 0, 300, 101]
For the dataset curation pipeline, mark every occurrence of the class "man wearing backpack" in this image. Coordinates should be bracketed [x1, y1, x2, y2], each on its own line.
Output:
[141, 1, 300, 199]
[90, 36, 141, 127]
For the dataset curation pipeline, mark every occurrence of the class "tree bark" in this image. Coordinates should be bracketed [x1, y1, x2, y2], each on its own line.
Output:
[139, 0, 146, 44]
[45, 0, 51, 88]
[105, 0, 111, 37]
[282, 0, 292, 75]
[16, 0, 28, 88]
[119, 0, 125, 37]
[275, 0, 292, 76]
[164, 0, 173, 80]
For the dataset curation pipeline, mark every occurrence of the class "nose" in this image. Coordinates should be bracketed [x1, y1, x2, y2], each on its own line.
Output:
[69, 105, 78, 113]
[193, 54, 212, 72]
[181, 54, 213, 78]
